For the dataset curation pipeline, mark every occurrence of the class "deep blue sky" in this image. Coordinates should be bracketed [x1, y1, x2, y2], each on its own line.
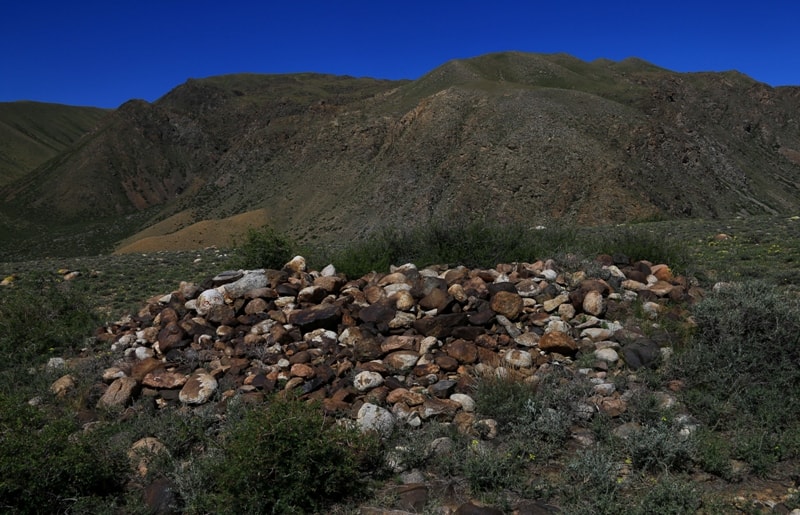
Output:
[2, 1, 798, 108]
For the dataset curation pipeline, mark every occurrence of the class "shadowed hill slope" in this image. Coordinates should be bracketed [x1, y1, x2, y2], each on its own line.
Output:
[1, 52, 799, 259]
[0, 101, 110, 185]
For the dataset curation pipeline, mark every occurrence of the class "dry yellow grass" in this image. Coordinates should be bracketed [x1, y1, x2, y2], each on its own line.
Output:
[114, 208, 270, 254]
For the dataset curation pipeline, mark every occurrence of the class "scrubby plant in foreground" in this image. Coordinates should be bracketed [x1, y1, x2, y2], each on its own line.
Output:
[672, 280, 800, 474]
[0, 393, 127, 513]
[0, 274, 99, 367]
[196, 395, 382, 513]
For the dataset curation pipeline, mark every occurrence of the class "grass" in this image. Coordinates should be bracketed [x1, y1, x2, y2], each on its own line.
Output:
[0, 215, 799, 512]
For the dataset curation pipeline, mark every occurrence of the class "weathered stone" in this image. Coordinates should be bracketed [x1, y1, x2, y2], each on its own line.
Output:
[357, 402, 395, 435]
[179, 371, 218, 404]
[538, 331, 578, 354]
[445, 339, 478, 364]
[582, 290, 606, 316]
[412, 313, 469, 338]
[384, 350, 420, 372]
[622, 339, 661, 369]
[50, 374, 76, 398]
[98, 377, 139, 409]
[288, 303, 341, 331]
[353, 371, 384, 391]
[142, 370, 187, 389]
[490, 290, 523, 319]
[542, 292, 570, 312]
[503, 349, 533, 368]
[195, 289, 225, 315]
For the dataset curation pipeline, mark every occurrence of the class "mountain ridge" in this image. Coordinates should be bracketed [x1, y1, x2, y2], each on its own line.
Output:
[1, 52, 799, 260]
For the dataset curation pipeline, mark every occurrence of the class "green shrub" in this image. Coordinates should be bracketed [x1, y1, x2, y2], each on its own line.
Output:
[561, 448, 622, 514]
[231, 226, 294, 270]
[474, 373, 538, 427]
[633, 475, 701, 515]
[462, 441, 526, 494]
[627, 422, 695, 473]
[331, 220, 579, 277]
[198, 395, 382, 514]
[0, 393, 127, 513]
[671, 281, 800, 477]
[0, 274, 99, 368]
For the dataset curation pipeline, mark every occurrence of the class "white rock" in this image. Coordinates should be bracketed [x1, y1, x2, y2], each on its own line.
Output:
[594, 348, 620, 363]
[357, 403, 396, 435]
[320, 264, 336, 277]
[503, 349, 533, 368]
[450, 393, 476, 412]
[195, 289, 225, 315]
[353, 371, 384, 391]
[134, 346, 154, 360]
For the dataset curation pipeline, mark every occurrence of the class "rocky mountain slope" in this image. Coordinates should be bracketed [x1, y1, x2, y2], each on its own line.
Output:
[2, 52, 799, 258]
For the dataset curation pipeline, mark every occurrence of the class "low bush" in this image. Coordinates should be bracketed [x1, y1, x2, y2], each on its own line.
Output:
[0, 274, 99, 368]
[196, 395, 382, 514]
[0, 393, 128, 513]
[230, 226, 294, 270]
[633, 475, 702, 515]
[671, 280, 800, 474]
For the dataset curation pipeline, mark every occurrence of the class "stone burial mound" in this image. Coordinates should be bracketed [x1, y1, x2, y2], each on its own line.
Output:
[77, 253, 702, 437]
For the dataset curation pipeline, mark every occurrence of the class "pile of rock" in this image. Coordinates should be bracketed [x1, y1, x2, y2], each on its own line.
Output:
[64, 254, 700, 437]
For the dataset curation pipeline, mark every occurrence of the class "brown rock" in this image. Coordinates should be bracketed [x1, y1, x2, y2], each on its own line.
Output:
[290, 363, 316, 379]
[381, 335, 417, 353]
[384, 350, 420, 372]
[539, 332, 578, 354]
[288, 303, 341, 331]
[445, 339, 478, 364]
[490, 290, 523, 319]
[131, 358, 165, 381]
[419, 288, 452, 311]
[413, 313, 469, 338]
[98, 377, 138, 409]
[179, 371, 218, 404]
[582, 290, 606, 316]
[435, 354, 460, 371]
[142, 370, 188, 389]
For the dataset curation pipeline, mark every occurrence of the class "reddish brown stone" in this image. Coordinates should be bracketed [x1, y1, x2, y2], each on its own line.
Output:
[142, 370, 187, 389]
[489, 290, 523, 319]
[539, 332, 578, 354]
[435, 354, 460, 371]
[445, 339, 478, 364]
[131, 358, 165, 381]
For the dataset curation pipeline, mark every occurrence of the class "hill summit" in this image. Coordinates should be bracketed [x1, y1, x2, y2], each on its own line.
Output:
[1, 52, 799, 259]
